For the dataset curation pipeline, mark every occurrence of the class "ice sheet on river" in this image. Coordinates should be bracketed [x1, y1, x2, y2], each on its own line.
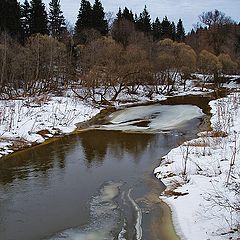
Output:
[100, 104, 204, 132]
[47, 182, 122, 240]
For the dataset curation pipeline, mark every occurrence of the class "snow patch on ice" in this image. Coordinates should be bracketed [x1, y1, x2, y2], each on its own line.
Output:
[127, 189, 142, 240]
[100, 104, 204, 132]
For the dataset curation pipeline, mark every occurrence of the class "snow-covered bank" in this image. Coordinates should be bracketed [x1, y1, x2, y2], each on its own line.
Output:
[0, 95, 101, 158]
[155, 92, 240, 239]
[0, 79, 211, 159]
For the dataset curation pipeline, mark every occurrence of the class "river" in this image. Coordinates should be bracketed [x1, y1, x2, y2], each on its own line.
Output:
[0, 96, 211, 240]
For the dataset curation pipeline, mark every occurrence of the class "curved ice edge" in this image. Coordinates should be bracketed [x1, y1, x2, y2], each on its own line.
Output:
[118, 220, 127, 240]
[127, 189, 142, 240]
[153, 145, 192, 240]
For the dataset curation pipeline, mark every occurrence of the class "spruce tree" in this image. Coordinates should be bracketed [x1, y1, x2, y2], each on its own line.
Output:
[75, 0, 93, 34]
[176, 19, 185, 42]
[161, 16, 172, 39]
[171, 22, 176, 41]
[92, 0, 108, 35]
[0, 0, 22, 38]
[29, 0, 48, 35]
[152, 17, 162, 40]
[49, 0, 66, 39]
[116, 8, 122, 20]
[122, 7, 134, 22]
[136, 5, 151, 34]
[21, 0, 31, 40]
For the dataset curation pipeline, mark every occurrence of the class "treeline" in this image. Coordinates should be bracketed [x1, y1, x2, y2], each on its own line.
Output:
[186, 10, 240, 58]
[0, 1, 239, 101]
[0, 0, 185, 43]
[0, 0, 65, 41]
[111, 7, 185, 47]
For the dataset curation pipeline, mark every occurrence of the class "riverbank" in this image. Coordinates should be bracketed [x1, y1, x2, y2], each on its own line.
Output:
[154, 91, 240, 239]
[0, 96, 102, 158]
[0, 117, 203, 240]
[0, 79, 214, 159]
[0, 79, 238, 239]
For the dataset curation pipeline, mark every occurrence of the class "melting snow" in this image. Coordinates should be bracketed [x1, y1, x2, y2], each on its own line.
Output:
[0, 96, 100, 158]
[100, 104, 204, 132]
[154, 92, 240, 240]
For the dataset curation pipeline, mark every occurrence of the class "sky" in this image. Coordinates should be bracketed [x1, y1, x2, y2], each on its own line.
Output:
[22, 0, 240, 32]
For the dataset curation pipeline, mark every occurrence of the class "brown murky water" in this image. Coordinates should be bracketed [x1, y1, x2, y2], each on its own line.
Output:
[0, 97, 210, 240]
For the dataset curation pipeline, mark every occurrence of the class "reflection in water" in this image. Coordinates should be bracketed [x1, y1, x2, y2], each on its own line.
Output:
[0, 99, 208, 240]
[0, 130, 181, 240]
[80, 130, 155, 167]
[0, 131, 155, 185]
[0, 138, 71, 185]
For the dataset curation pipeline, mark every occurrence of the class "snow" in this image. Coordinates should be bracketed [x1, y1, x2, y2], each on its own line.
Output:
[99, 104, 204, 133]
[0, 74, 239, 238]
[127, 189, 142, 240]
[0, 76, 211, 158]
[0, 95, 101, 158]
[154, 92, 240, 239]
[74, 79, 213, 108]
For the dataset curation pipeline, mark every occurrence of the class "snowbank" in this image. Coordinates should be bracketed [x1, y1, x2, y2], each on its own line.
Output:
[0, 95, 100, 158]
[154, 92, 240, 239]
[0, 78, 210, 159]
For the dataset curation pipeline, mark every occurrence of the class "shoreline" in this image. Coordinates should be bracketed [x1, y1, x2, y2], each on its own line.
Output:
[0, 90, 216, 160]
[155, 91, 240, 240]
[0, 89, 237, 239]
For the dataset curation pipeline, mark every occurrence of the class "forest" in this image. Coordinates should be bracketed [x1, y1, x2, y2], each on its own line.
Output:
[0, 0, 240, 102]
[0, 1, 240, 240]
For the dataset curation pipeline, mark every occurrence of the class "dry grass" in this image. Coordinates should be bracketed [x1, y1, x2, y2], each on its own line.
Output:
[208, 130, 228, 137]
[164, 190, 189, 197]
[184, 140, 209, 147]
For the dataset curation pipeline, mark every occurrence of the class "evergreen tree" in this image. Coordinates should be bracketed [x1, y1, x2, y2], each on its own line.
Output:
[152, 17, 162, 40]
[176, 19, 185, 42]
[0, 0, 22, 38]
[136, 5, 151, 34]
[29, 0, 48, 35]
[75, 0, 93, 34]
[116, 7, 134, 23]
[171, 21, 176, 41]
[49, 0, 66, 39]
[161, 16, 172, 39]
[21, 0, 31, 40]
[134, 13, 138, 23]
[92, 0, 108, 35]
[122, 7, 134, 22]
[116, 8, 122, 20]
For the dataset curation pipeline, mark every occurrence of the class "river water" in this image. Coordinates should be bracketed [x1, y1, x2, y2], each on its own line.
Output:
[0, 97, 210, 240]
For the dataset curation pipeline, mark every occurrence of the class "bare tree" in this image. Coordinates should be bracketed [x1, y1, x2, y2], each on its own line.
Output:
[199, 10, 234, 55]
[153, 39, 196, 93]
[78, 37, 151, 103]
[111, 18, 136, 48]
[198, 50, 222, 88]
[177, 43, 197, 91]
[218, 53, 238, 75]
